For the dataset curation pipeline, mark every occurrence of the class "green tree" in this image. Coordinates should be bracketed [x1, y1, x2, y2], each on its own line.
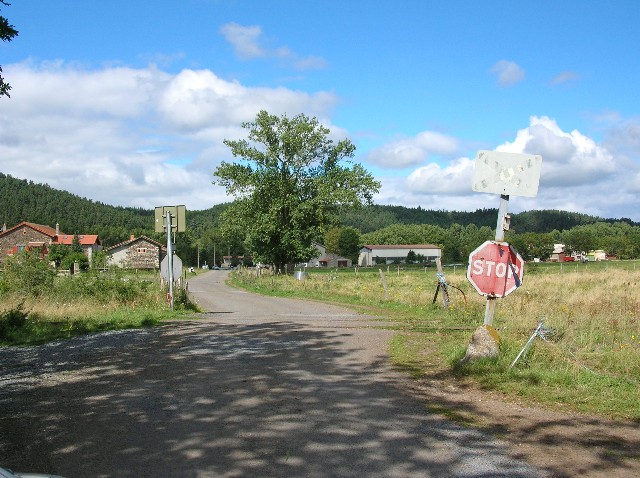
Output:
[214, 110, 380, 271]
[562, 227, 598, 253]
[61, 252, 89, 272]
[406, 250, 417, 263]
[47, 244, 70, 267]
[0, 251, 55, 297]
[337, 226, 361, 263]
[0, 1, 18, 98]
[324, 226, 361, 263]
[324, 227, 342, 255]
[90, 249, 109, 271]
[507, 232, 555, 261]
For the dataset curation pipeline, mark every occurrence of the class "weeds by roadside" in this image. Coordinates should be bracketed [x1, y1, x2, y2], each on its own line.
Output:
[0, 256, 199, 345]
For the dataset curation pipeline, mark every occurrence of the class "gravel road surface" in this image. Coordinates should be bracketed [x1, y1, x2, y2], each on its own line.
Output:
[0, 270, 545, 477]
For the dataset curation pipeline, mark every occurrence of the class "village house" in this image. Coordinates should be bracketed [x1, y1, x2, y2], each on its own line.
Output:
[0, 221, 102, 264]
[358, 244, 442, 266]
[306, 243, 352, 268]
[106, 235, 166, 270]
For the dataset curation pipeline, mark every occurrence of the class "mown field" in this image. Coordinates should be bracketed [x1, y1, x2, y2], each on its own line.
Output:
[231, 260, 640, 420]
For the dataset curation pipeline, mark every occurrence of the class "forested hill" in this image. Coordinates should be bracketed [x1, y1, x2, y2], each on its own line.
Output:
[1, 173, 635, 246]
[0, 173, 227, 245]
[339, 204, 635, 233]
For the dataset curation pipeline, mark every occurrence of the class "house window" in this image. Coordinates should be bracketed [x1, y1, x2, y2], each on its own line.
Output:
[137, 247, 147, 253]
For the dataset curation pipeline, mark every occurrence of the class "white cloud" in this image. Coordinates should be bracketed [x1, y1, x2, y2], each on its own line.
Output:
[157, 69, 337, 132]
[0, 61, 340, 210]
[363, 131, 459, 169]
[219, 22, 327, 70]
[490, 60, 525, 87]
[219, 23, 268, 60]
[371, 116, 640, 220]
[551, 70, 579, 85]
[498, 116, 617, 187]
[2, 60, 639, 222]
[406, 157, 475, 194]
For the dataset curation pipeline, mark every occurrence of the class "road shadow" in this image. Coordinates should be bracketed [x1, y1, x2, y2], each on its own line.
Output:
[0, 320, 541, 477]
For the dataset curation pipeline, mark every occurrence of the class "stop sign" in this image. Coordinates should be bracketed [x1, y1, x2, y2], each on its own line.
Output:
[467, 241, 524, 297]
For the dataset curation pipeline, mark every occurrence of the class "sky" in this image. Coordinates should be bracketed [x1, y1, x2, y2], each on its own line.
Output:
[2, 0, 640, 221]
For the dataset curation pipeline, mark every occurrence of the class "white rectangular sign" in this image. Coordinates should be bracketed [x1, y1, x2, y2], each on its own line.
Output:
[472, 150, 542, 197]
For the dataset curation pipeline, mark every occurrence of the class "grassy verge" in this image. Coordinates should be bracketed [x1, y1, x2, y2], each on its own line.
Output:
[0, 269, 198, 346]
[231, 263, 640, 421]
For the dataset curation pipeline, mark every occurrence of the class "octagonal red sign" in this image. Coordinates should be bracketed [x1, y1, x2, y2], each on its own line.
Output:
[467, 241, 524, 297]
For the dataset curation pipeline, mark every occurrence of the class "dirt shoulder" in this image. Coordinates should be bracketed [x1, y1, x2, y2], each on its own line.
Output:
[401, 356, 640, 478]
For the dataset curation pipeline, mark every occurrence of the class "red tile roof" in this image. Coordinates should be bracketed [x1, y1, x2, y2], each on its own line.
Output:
[0, 221, 58, 238]
[0, 221, 100, 245]
[54, 234, 101, 246]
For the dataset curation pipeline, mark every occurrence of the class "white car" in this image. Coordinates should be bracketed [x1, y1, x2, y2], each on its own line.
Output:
[0, 468, 66, 478]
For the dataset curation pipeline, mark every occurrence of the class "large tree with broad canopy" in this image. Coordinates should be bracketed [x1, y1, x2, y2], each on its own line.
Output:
[214, 110, 380, 271]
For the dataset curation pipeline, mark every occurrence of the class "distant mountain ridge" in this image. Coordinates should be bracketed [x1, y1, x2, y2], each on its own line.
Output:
[1, 173, 635, 246]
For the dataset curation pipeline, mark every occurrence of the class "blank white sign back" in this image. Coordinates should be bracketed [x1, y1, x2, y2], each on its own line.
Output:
[472, 150, 542, 197]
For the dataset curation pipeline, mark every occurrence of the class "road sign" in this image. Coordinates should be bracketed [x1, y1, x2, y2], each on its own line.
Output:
[472, 150, 542, 197]
[161, 253, 182, 282]
[154, 205, 186, 233]
[467, 241, 524, 298]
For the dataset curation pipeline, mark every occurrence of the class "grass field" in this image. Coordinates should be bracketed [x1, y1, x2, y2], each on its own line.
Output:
[232, 261, 640, 420]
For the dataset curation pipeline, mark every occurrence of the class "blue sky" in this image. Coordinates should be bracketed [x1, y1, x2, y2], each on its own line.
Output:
[2, 0, 640, 220]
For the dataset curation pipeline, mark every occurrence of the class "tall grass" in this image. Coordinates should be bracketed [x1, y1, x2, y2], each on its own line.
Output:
[232, 263, 640, 419]
[0, 268, 195, 345]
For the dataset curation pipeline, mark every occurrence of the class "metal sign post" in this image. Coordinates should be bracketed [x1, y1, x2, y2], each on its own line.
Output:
[155, 205, 186, 311]
[470, 151, 542, 326]
[166, 210, 174, 310]
[486, 194, 508, 326]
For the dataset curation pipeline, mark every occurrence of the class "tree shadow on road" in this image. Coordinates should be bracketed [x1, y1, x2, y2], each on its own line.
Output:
[1, 321, 542, 477]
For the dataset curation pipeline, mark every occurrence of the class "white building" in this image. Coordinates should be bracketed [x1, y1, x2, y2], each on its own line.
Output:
[358, 244, 441, 266]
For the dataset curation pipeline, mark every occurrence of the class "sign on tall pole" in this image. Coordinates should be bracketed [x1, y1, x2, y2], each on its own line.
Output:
[166, 211, 174, 310]
[155, 205, 186, 311]
[470, 151, 542, 326]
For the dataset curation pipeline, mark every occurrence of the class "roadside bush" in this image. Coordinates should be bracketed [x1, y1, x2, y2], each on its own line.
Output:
[0, 303, 30, 342]
[52, 272, 155, 305]
[0, 252, 55, 297]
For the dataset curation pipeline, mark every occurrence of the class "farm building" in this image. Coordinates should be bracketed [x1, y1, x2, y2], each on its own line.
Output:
[358, 244, 441, 267]
[0, 221, 102, 264]
[106, 235, 166, 270]
[305, 243, 352, 268]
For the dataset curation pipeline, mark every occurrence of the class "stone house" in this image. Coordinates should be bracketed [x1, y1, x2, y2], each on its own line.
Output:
[306, 243, 352, 268]
[106, 235, 166, 270]
[0, 221, 102, 265]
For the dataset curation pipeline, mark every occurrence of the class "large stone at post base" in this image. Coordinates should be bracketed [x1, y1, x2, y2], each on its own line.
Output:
[460, 325, 500, 364]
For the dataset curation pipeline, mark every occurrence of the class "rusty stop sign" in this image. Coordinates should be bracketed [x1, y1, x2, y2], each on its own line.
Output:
[467, 241, 524, 298]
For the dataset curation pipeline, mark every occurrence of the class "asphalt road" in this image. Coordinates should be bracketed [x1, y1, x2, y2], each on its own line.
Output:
[0, 270, 544, 477]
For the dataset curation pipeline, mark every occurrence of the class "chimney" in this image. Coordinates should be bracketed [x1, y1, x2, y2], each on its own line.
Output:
[130, 234, 135, 241]
[1, 223, 6, 233]
[55, 222, 59, 235]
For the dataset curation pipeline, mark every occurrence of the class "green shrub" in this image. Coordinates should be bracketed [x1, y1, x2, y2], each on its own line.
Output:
[0, 303, 29, 342]
[0, 252, 55, 296]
